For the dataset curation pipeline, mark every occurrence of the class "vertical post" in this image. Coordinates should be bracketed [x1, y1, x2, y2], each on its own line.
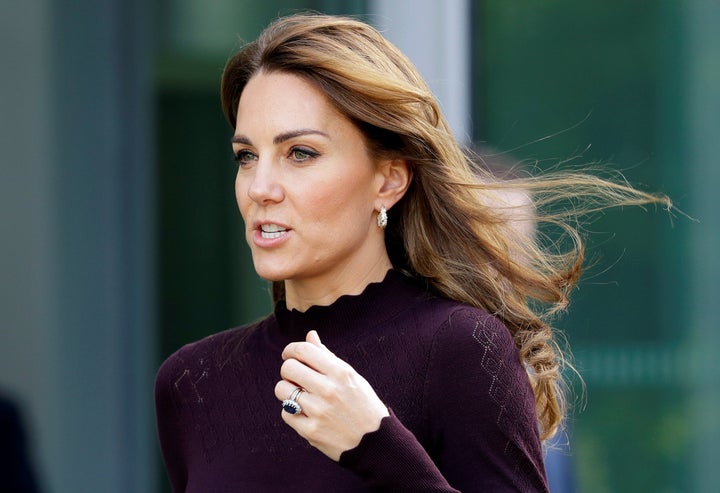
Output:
[369, 0, 471, 143]
[48, 0, 157, 490]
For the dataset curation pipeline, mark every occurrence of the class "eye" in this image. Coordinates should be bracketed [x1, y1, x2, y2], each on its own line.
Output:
[289, 147, 319, 162]
[233, 149, 257, 166]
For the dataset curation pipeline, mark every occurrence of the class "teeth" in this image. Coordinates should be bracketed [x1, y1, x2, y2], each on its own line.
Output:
[260, 224, 287, 239]
[261, 224, 286, 233]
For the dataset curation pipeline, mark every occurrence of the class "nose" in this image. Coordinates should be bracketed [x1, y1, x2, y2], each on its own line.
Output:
[246, 159, 284, 204]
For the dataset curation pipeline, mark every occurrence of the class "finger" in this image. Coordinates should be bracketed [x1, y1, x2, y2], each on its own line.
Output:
[275, 381, 315, 416]
[274, 380, 310, 407]
[280, 358, 327, 394]
[306, 330, 324, 347]
[280, 406, 312, 431]
[274, 379, 301, 402]
[282, 341, 336, 374]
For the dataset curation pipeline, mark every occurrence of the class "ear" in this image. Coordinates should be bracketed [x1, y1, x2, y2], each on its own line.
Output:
[375, 158, 412, 210]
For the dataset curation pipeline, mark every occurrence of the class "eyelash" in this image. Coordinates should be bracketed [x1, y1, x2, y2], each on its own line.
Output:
[232, 147, 320, 166]
[289, 147, 319, 161]
[233, 149, 256, 165]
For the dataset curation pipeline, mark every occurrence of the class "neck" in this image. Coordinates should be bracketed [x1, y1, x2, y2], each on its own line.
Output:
[284, 255, 393, 312]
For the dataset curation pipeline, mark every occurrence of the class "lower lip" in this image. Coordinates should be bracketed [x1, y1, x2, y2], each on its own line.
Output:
[252, 229, 291, 248]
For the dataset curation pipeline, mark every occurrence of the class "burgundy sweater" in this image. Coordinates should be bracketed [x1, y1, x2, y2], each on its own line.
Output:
[155, 271, 548, 492]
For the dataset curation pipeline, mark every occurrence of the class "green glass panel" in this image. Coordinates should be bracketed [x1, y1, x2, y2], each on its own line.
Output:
[473, 1, 693, 491]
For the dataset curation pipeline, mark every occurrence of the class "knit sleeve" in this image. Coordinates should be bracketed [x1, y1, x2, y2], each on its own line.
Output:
[339, 307, 549, 493]
[339, 409, 460, 492]
[425, 307, 549, 492]
[155, 353, 189, 493]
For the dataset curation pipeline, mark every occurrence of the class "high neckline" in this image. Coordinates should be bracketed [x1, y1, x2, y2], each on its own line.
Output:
[270, 269, 428, 344]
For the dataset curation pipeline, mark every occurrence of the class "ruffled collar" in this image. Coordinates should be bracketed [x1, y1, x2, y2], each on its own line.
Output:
[269, 270, 426, 344]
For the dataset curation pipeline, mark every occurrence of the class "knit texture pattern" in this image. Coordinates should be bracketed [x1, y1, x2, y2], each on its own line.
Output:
[155, 270, 548, 492]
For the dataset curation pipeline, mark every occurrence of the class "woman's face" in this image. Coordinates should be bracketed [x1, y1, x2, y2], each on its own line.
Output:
[233, 71, 389, 298]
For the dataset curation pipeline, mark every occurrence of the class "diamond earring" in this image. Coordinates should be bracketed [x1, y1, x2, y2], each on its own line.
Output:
[377, 206, 388, 229]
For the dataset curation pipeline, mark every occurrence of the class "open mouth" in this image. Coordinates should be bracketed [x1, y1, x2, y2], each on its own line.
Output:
[260, 224, 288, 239]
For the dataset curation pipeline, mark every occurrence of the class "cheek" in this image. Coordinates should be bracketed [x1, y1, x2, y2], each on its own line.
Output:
[234, 173, 252, 219]
[235, 177, 252, 226]
[307, 178, 372, 225]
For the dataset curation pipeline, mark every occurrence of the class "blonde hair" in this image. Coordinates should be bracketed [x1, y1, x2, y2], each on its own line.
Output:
[220, 13, 671, 440]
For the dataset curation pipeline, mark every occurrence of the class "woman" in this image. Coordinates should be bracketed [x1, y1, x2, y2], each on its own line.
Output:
[155, 13, 670, 492]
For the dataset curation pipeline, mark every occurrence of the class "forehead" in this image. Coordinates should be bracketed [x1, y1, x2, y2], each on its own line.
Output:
[235, 71, 345, 132]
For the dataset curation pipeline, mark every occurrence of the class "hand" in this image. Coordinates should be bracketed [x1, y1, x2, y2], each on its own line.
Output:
[275, 330, 390, 461]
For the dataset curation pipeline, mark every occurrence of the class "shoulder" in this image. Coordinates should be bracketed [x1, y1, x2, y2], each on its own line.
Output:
[401, 294, 524, 383]
[0, 396, 19, 425]
[155, 318, 267, 392]
[0, 396, 23, 443]
[424, 303, 532, 421]
[412, 296, 516, 358]
[436, 305, 518, 362]
[394, 288, 517, 361]
[429, 302, 524, 380]
[423, 306, 543, 475]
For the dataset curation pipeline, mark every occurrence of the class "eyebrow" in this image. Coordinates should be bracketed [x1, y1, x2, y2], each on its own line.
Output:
[231, 129, 330, 146]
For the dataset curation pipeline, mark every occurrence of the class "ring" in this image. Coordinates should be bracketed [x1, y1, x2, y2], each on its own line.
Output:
[282, 387, 304, 415]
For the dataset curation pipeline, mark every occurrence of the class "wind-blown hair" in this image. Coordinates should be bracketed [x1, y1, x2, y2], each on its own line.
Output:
[220, 13, 671, 440]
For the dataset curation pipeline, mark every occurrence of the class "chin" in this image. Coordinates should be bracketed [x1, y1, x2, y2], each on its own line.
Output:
[252, 263, 291, 282]
[257, 273, 286, 282]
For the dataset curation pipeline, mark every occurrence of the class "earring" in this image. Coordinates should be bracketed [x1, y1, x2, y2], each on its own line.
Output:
[377, 206, 388, 229]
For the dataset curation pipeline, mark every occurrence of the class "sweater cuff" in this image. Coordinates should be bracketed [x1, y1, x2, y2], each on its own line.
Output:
[338, 409, 459, 493]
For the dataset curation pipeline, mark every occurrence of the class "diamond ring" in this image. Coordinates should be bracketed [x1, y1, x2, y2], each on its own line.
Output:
[282, 387, 304, 415]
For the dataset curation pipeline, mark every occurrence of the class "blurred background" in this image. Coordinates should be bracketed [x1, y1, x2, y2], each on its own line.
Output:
[1, 0, 718, 492]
